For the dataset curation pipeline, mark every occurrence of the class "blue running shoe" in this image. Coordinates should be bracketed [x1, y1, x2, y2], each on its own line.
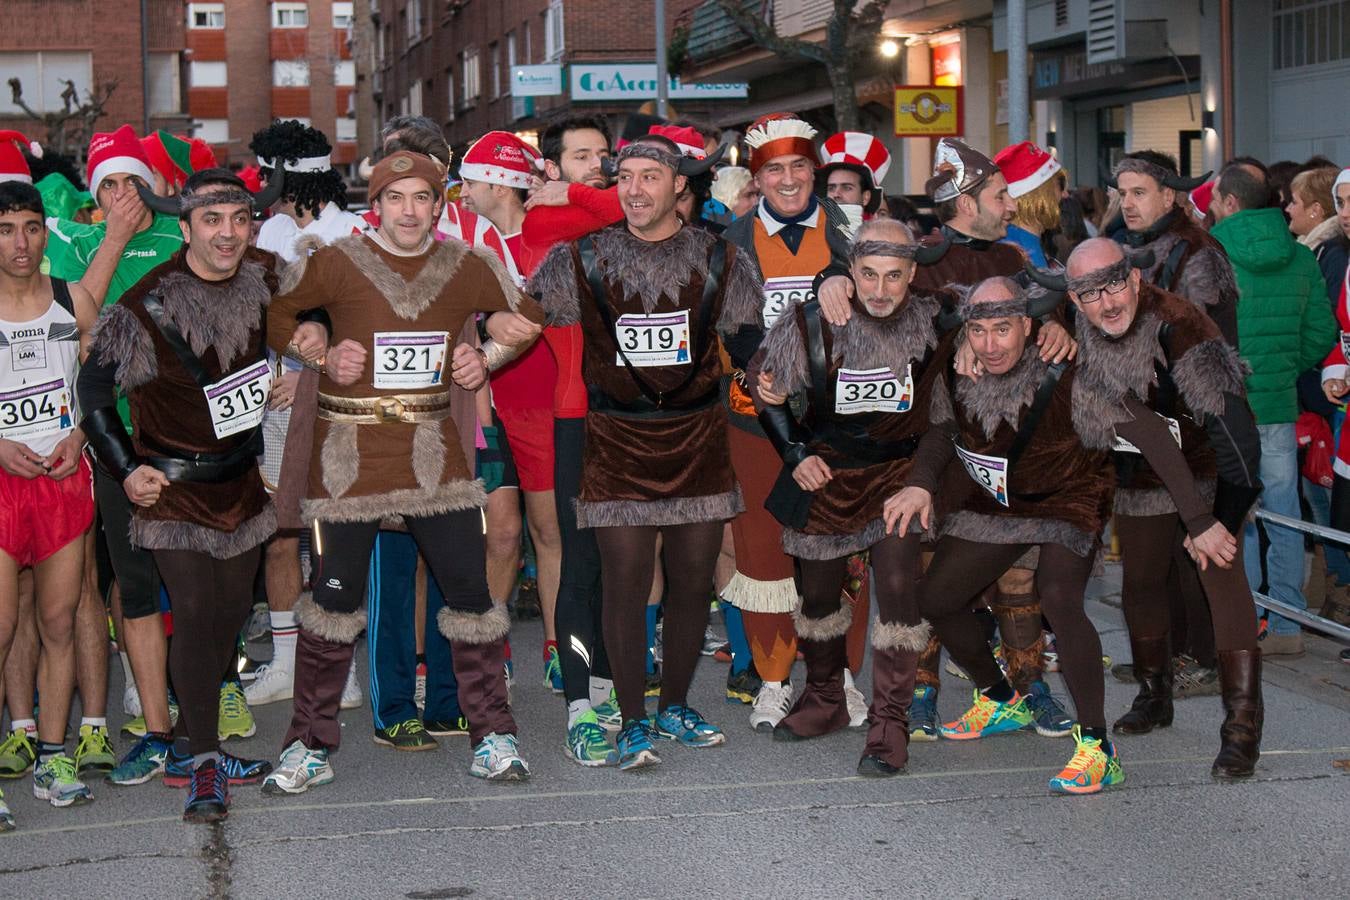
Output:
[909, 686, 938, 742]
[165, 748, 271, 788]
[183, 759, 228, 824]
[616, 719, 661, 771]
[653, 704, 725, 748]
[543, 644, 564, 694]
[108, 733, 174, 786]
[1025, 679, 1075, 738]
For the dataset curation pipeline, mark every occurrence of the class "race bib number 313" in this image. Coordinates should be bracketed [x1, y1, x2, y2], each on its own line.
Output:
[373, 331, 449, 388]
[762, 277, 814, 329]
[205, 361, 272, 439]
[0, 378, 71, 441]
[615, 311, 690, 367]
[835, 366, 912, 414]
[955, 445, 1009, 507]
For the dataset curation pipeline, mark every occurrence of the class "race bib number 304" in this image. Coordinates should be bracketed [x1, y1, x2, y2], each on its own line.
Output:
[615, 311, 690, 367]
[762, 277, 814, 330]
[834, 366, 913, 415]
[0, 378, 72, 441]
[955, 445, 1009, 507]
[205, 361, 272, 439]
[373, 331, 449, 388]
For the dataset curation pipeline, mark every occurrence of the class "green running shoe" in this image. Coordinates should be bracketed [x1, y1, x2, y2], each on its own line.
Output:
[373, 719, 438, 751]
[1049, 726, 1125, 795]
[592, 690, 622, 730]
[939, 689, 1034, 741]
[0, 728, 37, 778]
[74, 724, 116, 775]
[218, 682, 256, 740]
[33, 754, 93, 807]
[423, 716, 469, 737]
[543, 644, 564, 694]
[566, 710, 617, 767]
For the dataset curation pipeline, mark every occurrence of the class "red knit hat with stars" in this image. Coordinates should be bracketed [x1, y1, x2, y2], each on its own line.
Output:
[458, 131, 541, 190]
[992, 141, 1062, 198]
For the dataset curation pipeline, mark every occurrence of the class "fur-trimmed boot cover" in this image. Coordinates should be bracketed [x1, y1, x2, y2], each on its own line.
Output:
[991, 589, 1044, 694]
[858, 619, 928, 776]
[439, 603, 517, 744]
[773, 605, 852, 742]
[283, 593, 364, 751]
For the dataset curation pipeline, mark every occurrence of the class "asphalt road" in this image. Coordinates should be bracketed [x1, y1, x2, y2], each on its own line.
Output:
[2, 564, 1349, 899]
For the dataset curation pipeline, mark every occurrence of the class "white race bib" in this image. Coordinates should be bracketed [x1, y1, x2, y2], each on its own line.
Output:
[204, 361, 272, 439]
[955, 445, 1009, 507]
[373, 331, 449, 389]
[1113, 414, 1183, 454]
[1340, 330, 1350, 361]
[762, 277, 814, 330]
[614, 311, 690, 367]
[0, 377, 72, 442]
[834, 366, 913, 415]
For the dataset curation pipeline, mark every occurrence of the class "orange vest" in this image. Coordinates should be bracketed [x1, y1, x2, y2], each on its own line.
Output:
[727, 215, 832, 416]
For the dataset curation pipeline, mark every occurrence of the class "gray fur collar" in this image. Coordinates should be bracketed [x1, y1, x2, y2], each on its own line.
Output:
[954, 344, 1047, 440]
[1072, 309, 1165, 448]
[592, 224, 715, 313]
[333, 234, 467, 320]
[830, 291, 940, 381]
[156, 259, 270, 371]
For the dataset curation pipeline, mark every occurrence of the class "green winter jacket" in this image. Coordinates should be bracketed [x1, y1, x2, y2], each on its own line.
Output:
[1212, 207, 1339, 424]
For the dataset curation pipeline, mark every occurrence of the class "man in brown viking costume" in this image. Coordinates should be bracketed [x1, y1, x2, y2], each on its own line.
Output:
[1110, 150, 1240, 705]
[260, 151, 545, 792]
[889, 272, 1232, 793]
[749, 218, 949, 776]
[529, 134, 763, 770]
[1046, 237, 1264, 778]
[77, 168, 288, 822]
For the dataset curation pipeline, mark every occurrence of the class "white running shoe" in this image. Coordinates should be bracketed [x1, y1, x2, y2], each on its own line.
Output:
[122, 681, 142, 718]
[844, 683, 869, 729]
[261, 740, 334, 796]
[469, 732, 530, 781]
[340, 658, 363, 710]
[749, 682, 793, 732]
[244, 663, 294, 706]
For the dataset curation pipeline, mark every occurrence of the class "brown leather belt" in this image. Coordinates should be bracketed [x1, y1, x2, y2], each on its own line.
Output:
[317, 391, 452, 424]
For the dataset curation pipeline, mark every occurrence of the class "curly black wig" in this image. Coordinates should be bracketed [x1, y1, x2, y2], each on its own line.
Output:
[248, 119, 349, 217]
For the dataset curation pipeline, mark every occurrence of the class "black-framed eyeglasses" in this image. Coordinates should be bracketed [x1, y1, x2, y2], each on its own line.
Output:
[1073, 279, 1129, 304]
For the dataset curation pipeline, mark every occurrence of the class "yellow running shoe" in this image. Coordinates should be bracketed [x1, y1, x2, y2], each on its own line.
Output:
[1049, 725, 1125, 795]
[218, 683, 257, 739]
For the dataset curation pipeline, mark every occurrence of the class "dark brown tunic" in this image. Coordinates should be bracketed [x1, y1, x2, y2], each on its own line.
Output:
[910, 231, 1027, 293]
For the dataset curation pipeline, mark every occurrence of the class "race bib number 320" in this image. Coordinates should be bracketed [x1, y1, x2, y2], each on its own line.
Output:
[615, 311, 690, 367]
[373, 331, 449, 388]
[834, 366, 913, 415]
[205, 361, 272, 439]
[0, 378, 72, 441]
[955, 445, 1009, 507]
[762, 277, 814, 329]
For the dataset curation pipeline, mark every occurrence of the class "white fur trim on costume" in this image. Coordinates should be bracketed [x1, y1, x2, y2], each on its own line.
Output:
[720, 572, 799, 613]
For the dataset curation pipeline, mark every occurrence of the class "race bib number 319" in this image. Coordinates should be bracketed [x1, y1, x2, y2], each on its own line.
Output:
[205, 361, 272, 439]
[373, 331, 449, 389]
[615, 311, 690, 367]
[955, 445, 1009, 507]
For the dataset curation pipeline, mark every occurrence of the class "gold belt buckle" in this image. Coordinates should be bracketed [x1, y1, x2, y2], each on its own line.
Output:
[375, 397, 405, 422]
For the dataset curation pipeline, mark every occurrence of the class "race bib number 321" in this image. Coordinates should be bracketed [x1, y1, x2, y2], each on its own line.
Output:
[205, 361, 272, 440]
[615, 311, 690, 367]
[373, 331, 449, 389]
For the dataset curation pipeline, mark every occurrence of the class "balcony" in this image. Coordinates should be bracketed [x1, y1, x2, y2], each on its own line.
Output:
[685, 0, 766, 65]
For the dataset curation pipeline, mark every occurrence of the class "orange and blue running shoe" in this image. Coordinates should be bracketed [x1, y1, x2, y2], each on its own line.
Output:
[1049, 726, 1125, 795]
[939, 688, 1033, 740]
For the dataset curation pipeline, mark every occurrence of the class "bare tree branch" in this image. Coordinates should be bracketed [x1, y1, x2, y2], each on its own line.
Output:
[713, 0, 828, 64]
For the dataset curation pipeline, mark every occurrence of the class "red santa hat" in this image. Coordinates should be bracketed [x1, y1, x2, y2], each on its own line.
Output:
[744, 113, 818, 174]
[818, 132, 891, 189]
[992, 141, 1061, 198]
[0, 131, 41, 184]
[458, 131, 541, 190]
[86, 125, 155, 195]
[648, 125, 706, 159]
[142, 131, 218, 188]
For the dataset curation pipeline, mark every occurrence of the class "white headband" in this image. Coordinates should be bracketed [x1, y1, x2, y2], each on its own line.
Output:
[1335, 168, 1350, 211]
[259, 154, 333, 173]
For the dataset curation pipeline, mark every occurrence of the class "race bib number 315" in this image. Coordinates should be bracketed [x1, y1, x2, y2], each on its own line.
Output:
[373, 331, 449, 389]
[955, 445, 1009, 507]
[0, 378, 71, 441]
[205, 361, 272, 439]
[615, 311, 690, 367]
[835, 366, 913, 415]
[762, 277, 814, 330]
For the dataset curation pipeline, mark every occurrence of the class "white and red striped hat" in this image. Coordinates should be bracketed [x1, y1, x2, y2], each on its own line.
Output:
[86, 125, 155, 195]
[459, 131, 541, 190]
[818, 131, 891, 189]
[993, 141, 1062, 198]
[0, 131, 40, 184]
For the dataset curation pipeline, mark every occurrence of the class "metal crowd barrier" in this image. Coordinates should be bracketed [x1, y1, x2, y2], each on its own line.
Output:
[1252, 508, 1350, 643]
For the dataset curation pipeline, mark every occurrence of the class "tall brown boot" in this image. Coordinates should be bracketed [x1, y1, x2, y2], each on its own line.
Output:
[1112, 634, 1174, 734]
[773, 605, 851, 742]
[857, 620, 926, 777]
[1212, 648, 1263, 778]
[439, 604, 518, 746]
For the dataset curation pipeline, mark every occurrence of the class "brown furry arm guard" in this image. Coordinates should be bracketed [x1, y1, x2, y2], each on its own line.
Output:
[88, 303, 157, 390]
[754, 307, 809, 398]
[526, 242, 582, 327]
[1172, 337, 1246, 420]
[1177, 246, 1240, 345]
[715, 242, 767, 335]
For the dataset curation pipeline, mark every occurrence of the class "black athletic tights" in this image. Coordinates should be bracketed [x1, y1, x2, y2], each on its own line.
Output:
[553, 418, 611, 704]
[919, 538, 1104, 729]
[153, 547, 261, 756]
[595, 520, 723, 722]
[798, 532, 922, 624]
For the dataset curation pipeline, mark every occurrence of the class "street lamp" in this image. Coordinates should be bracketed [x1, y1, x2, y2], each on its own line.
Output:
[879, 39, 900, 59]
